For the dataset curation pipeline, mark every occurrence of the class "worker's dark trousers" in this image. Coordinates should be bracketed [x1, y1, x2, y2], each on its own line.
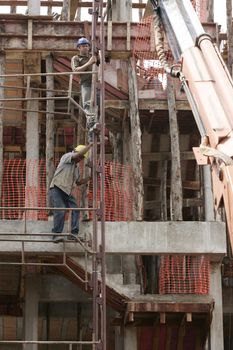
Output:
[50, 186, 79, 235]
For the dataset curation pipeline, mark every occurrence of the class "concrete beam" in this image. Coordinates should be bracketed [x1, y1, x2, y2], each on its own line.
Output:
[28, 0, 40, 15]
[209, 262, 224, 349]
[105, 99, 191, 111]
[0, 221, 226, 259]
[0, 20, 218, 52]
[40, 275, 88, 302]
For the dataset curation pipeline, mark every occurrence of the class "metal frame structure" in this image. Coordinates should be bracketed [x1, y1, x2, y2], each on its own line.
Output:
[150, 0, 233, 252]
[0, 1, 106, 349]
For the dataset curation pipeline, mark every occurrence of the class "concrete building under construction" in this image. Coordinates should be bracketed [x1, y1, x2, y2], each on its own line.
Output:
[0, 0, 232, 349]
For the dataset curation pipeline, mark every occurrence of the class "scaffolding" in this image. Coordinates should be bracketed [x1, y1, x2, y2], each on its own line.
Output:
[0, 1, 107, 349]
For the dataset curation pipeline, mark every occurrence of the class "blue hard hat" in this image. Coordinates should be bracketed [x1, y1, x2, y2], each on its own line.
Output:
[77, 37, 90, 47]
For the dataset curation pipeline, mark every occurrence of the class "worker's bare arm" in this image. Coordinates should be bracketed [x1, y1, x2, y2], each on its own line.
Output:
[72, 143, 93, 163]
[74, 56, 97, 73]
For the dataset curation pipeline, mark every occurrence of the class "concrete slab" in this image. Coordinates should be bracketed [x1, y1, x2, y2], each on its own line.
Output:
[0, 220, 226, 259]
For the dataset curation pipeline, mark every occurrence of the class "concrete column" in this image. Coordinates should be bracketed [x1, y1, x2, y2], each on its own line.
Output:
[124, 327, 137, 350]
[122, 255, 137, 284]
[45, 54, 55, 206]
[0, 52, 5, 208]
[28, 0, 40, 15]
[112, 0, 132, 21]
[26, 90, 39, 219]
[24, 274, 40, 350]
[209, 262, 224, 350]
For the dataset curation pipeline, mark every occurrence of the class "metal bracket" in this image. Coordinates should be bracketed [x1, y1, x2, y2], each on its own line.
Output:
[192, 147, 209, 165]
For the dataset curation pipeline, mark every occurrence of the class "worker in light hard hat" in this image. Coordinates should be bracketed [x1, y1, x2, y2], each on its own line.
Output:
[49, 143, 93, 243]
[71, 37, 99, 142]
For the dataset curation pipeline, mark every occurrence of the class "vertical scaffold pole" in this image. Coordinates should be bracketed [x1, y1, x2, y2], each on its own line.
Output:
[99, 3, 106, 350]
[91, 1, 100, 349]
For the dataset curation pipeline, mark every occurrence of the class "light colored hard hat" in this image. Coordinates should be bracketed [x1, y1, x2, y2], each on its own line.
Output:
[74, 144, 89, 158]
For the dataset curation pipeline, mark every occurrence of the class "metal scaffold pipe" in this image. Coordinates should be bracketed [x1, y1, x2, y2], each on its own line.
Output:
[89, 1, 106, 349]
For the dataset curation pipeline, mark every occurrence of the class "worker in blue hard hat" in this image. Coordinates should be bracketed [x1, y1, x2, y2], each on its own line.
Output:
[71, 37, 99, 142]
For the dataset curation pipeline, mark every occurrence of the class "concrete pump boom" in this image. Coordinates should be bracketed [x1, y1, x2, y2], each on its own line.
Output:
[151, 0, 233, 250]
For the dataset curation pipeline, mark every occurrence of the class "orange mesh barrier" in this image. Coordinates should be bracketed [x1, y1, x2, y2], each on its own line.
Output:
[159, 255, 210, 294]
[87, 162, 134, 221]
[133, 15, 172, 91]
[0, 159, 134, 221]
[133, 1, 208, 91]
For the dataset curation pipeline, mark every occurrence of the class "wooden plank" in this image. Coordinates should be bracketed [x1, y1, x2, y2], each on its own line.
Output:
[141, 129, 153, 221]
[107, 21, 112, 51]
[4, 56, 24, 96]
[139, 99, 191, 111]
[142, 151, 196, 161]
[167, 76, 183, 220]
[105, 100, 129, 109]
[160, 160, 168, 220]
[126, 300, 214, 313]
[128, 58, 144, 220]
[70, 0, 79, 21]
[23, 52, 41, 84]
[144, 197, 203, 210]
[144, 178, 200, 191]
[0, 1, 146, 8]
[105, 99, 191, 111]
[4, 145, 22, 153]
[126, 22, 131, 51]
[61, 0, 70, 20]
[27, 19, 33, 50]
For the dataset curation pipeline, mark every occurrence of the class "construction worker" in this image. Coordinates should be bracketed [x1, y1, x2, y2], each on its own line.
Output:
[71, 37, 99, 142]
[50, 143, 93, 243]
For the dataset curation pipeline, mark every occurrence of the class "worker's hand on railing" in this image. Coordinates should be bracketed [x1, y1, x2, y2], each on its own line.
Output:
[88, 55, 97, 66]
[76, 176, 92, 186]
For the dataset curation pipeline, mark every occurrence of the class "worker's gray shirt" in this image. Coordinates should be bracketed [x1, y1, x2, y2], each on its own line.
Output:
[71, 54, 92, 85]
[50, 152, 80, 195]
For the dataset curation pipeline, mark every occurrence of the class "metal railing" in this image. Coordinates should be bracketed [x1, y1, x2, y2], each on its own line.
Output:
[0, 2, 107, 350]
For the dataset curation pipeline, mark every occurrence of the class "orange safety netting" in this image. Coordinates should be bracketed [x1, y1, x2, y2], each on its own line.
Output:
[133, 0, 208, 91]
[159, 255, 210, 294]
[0, 159, 134, 221]
[133, 15, 171, 91]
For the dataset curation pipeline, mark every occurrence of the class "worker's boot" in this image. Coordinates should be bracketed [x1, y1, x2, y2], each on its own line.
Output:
[52, 235, 65, 243]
